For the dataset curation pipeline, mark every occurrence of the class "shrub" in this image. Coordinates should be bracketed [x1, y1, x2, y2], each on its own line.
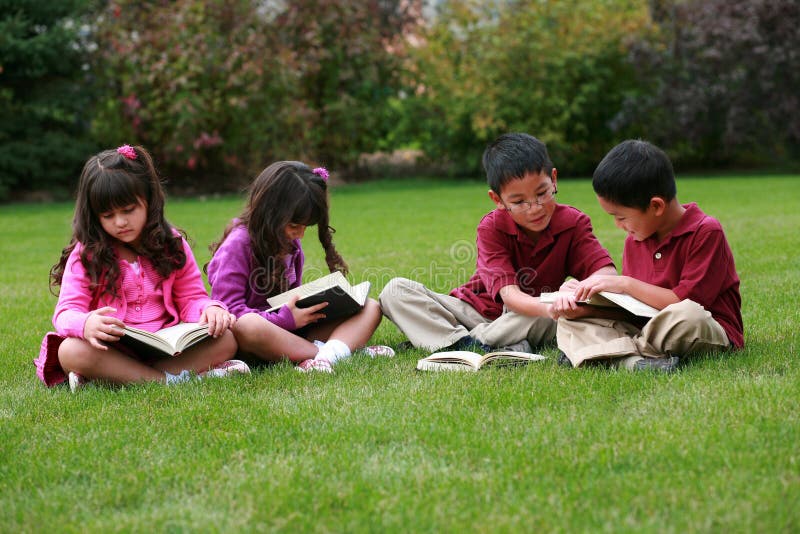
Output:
[396, 0, 653, 176]
[92, 0, 420, 188]
[0, 0, 96, 200]
[617, 0, 800, 168]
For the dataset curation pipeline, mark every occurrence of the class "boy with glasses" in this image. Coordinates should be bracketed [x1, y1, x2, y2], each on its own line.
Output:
[380, 132, 616, 352]
[553, 139, 742, 371]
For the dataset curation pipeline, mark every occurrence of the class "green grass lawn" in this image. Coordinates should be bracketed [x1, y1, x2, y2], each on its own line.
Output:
[1, 175, 799, 532]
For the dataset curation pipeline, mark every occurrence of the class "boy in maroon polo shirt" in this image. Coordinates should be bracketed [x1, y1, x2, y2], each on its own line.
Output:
[554, 139, 743, 371]
[379, 133, 616, 352]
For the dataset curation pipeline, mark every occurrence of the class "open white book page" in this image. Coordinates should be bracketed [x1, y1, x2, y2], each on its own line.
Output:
[266, 271, 349, 308]
[593, 292, 658, 318]
[350, 281, 370, 305]
[123, 322, 208, 354]
[540, 291, 659, 318]
[417, 350, 546, 372]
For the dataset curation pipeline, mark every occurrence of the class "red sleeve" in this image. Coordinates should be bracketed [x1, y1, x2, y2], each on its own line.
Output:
[567, 213, 615, 279]
[672, 226, 731, 307]
[475, 223, 518, 299]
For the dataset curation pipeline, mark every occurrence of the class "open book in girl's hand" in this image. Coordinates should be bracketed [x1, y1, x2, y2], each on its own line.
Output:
[416, 350, 546, 372]
[539, 291, 659, 318]
[265, 271, 370, 322]
[117, 322, 210, 359]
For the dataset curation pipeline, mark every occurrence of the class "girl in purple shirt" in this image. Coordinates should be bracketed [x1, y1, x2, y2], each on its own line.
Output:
[206, 161, 393, 373]
[36, 145, 246, 392]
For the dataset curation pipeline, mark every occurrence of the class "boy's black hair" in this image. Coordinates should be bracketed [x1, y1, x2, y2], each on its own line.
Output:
[482, 132, 553, 194]
[592, 139, 676, 210]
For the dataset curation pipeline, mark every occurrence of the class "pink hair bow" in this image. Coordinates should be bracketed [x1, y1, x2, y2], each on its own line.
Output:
[117, 145, 137, 160]
[312, 167, 329, 182]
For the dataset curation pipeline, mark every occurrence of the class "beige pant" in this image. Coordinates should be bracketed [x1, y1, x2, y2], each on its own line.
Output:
[557, 299, 730, 369]
[379, 277, 556, 351]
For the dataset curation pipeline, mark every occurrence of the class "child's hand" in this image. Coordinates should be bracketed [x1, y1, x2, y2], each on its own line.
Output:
[287, 295, 328, 328]
[548, 293, 585, 320]
[199, 305, 237, 338]
[572, 274, 627, 302]
[558, 278, 580, 292]
[83, 306, 126, 350]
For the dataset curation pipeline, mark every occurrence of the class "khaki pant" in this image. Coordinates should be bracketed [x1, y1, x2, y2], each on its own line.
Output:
[379, 277, 556, 351]
[556, 299, 730, 369]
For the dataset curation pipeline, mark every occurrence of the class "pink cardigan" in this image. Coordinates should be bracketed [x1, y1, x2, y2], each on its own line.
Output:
[53, 236, 225, 339]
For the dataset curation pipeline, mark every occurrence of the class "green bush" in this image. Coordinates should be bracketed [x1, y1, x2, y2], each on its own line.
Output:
[92, 0, 418, 188]
[0, 0, 97, 200]
[395, 0, 653, 176]
[617, 0, 800, 168]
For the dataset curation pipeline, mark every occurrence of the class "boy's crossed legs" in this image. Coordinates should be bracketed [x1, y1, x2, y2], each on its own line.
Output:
[557, 299, 730, 370]
[380, 277, 555, 351]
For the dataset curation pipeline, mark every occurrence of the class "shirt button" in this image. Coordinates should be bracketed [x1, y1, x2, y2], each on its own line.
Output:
[655, 252, 662, 259]
[135, 306, 141, 311]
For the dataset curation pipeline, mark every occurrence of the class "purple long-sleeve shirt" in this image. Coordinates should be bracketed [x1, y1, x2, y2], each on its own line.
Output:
[207, 224, 303, 331]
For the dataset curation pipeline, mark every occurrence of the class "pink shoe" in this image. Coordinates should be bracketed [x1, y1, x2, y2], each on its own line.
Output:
[296, 358, 334, 374]
[68, 371, 87, 393]
[200, 359, 251, 379]
[362, 345, 396, 358]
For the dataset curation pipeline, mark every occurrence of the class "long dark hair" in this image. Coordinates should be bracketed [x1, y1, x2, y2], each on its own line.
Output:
[208, 161, 347, 296]
[49, 145, 186, 298]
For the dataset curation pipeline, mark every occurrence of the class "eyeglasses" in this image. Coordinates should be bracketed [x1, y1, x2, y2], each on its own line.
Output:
[504, 187, 557, 213]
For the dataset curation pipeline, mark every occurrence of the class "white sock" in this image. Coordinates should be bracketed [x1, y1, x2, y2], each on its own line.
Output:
[315, 339, 351, 364]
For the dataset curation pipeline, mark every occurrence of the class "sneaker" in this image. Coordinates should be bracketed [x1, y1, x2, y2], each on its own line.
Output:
[633, 356, 680, 373]
[362, 345, 396, 358]
[496, 339, 532, 353]
[296, 358, 334, 374]
[165, 369, 192, 385]
[449, 335, 492, 353]
[200, 359, 251, 379]
[557, 350, 573, 368]
[68, 371, 87, 393]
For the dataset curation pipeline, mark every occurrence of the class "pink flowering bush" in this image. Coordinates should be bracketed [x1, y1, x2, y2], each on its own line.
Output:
[92, 0, 419, 189]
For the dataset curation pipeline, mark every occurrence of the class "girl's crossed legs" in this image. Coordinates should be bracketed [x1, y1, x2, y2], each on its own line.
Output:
[58, 330, 238, 384]
[232, 298, 383, 363]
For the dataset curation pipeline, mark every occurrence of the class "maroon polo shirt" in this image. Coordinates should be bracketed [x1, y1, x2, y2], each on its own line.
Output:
[450, 204, 614, 320]
[622, 203, 743, 348]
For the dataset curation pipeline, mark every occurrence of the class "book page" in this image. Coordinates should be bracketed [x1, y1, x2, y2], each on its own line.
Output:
[153, 322, 207, 351]
[539, 291, 658, 317]
[539, 291, 616, 308]
[121, 326, 172, 354]
[482, 351, 546, 366]
[266, 271, 349, 309]
[351, 281, 370, 306]
[595, 292, 658, 318]
[423, 350, 484, 368]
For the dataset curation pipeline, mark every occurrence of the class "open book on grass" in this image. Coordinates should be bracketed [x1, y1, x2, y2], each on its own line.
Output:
[540, 291, 659, 318]
[416, 350, 546, 372]
[265, 271, 370, 322]
[118, 322, 210, 359]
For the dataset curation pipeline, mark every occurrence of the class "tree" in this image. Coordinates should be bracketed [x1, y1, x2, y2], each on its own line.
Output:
[92, 0, 421, 188]
[0, 0, 96, 200]
[396, 0, 653, 176]
[619, 0, 800, 167]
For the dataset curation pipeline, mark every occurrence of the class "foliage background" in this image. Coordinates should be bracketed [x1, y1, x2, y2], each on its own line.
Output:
[1, 0, 799, 200]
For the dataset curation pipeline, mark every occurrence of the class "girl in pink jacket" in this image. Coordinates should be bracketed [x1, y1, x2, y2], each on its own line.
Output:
[36, 145, 248, 392]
